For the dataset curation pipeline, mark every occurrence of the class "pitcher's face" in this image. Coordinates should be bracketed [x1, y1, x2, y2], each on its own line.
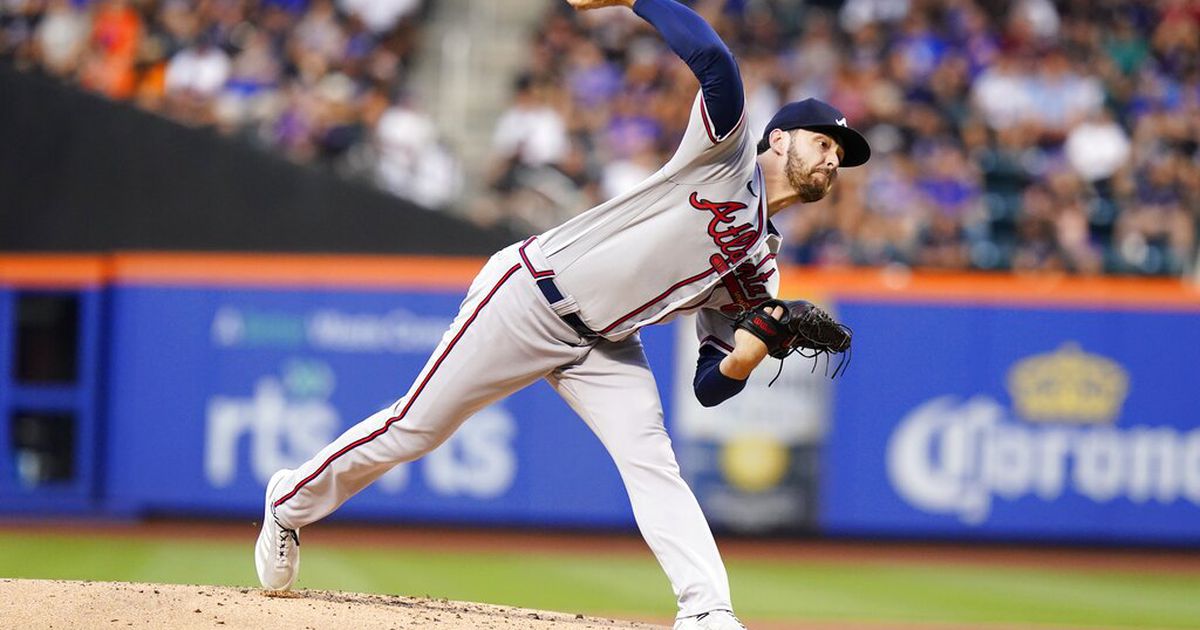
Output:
[785, 129, 842, 203]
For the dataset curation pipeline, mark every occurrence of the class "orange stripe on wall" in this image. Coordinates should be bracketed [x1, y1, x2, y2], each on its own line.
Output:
[780, 267, 1200, 311]
[0, 255, 109, 287]
[110, 253, 487, 290]
[2, 253, 1200, 309]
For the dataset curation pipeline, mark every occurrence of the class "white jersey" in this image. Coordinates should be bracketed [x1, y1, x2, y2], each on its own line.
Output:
[537, 91, 780, 344]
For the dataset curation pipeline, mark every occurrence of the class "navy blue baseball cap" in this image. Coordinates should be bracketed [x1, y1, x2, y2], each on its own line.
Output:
[759, 98, 871, 167]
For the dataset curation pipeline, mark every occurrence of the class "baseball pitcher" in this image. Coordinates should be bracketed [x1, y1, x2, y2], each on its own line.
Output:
[256, 1, 869, 628]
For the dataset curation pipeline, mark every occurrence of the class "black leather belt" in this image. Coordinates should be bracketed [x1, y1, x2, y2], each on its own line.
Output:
[535, 277, 599, 340]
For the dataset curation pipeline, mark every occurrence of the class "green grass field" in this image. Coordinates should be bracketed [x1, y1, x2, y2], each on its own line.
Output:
[1, 530, 1197, 629]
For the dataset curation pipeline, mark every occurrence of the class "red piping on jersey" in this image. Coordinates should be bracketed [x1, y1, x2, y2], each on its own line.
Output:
[674, 285, 721, 314]
[599, 169, 768, 335]
[700, 335, 735, 353]
[598, 267, 718, 334]
[699, 96, 747, 145]
[518, 237, 554, 279]
[272, 263, 523, 510]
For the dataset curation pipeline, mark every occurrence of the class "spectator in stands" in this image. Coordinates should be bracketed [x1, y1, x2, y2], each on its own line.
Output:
[1065, 110, 1131, 184]
[491, 74, 570, 173]
[79, 0, 142, 99]
[483, 73, 578, 232]
[32, 0, 89, 78]
[374, 92, 461, 209]
[214, 28, 282, 133]
[1115, 154, 1195, 275]
[164, 32, 231, 125]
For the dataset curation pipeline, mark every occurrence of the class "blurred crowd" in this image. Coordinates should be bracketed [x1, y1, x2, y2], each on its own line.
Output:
[0, 0, 464, 208]
[3, 0, 1199, 276]
[478, 0, 1200, 276]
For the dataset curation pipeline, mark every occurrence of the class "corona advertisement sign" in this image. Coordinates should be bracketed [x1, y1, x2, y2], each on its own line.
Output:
[824, 300, 1200, 544]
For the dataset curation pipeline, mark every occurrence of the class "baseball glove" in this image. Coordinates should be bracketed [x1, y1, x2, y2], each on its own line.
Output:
[733, 299, 853, 378]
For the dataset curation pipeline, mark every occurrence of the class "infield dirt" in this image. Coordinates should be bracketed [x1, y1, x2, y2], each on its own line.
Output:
[0, 579, 668, 630]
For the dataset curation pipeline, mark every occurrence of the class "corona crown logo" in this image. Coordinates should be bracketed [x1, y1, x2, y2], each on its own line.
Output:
[1006, 343, 1128, 423]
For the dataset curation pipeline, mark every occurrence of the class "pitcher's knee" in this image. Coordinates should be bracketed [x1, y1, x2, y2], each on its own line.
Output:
[611, 438, 682, 479]
[376, 426, 446, 464]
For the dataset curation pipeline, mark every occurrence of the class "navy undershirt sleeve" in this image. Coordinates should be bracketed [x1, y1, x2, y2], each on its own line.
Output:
[633, 0, 744, 139]
[694, 345, 748, 407]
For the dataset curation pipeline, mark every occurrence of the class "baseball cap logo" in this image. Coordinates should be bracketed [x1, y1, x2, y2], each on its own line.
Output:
[835, 117, 847, 127]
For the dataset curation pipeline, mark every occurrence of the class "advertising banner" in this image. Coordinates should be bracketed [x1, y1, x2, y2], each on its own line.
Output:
[15, 254, 1194, 544]
[823, 301, 1200, 544]
[102, 285, 672, 527]
[670, 312, 838, 534]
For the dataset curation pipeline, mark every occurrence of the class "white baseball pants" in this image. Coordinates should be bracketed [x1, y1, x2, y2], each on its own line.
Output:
[270, 241, 731, 618]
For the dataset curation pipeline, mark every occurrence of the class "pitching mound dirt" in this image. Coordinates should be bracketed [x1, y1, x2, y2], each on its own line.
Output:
[0, 579, 668, 630]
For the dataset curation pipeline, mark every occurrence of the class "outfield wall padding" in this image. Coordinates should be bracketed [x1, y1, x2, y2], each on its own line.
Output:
[2, 255, 1199, 544]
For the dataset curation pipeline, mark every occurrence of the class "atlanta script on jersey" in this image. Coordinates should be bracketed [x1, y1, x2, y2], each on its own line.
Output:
[536, 91, 780, 350]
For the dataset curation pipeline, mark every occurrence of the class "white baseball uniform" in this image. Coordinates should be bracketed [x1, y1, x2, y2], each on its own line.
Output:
[270, 89, 780, 618]
[264, 0, 804, 621]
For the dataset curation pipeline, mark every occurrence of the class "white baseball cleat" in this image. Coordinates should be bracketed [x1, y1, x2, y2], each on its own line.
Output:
[254, 469, 300, 591]
[673, 610, 747, 630]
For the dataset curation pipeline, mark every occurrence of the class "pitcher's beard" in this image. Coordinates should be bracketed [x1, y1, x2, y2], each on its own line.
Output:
[786, 150, 835, 202]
